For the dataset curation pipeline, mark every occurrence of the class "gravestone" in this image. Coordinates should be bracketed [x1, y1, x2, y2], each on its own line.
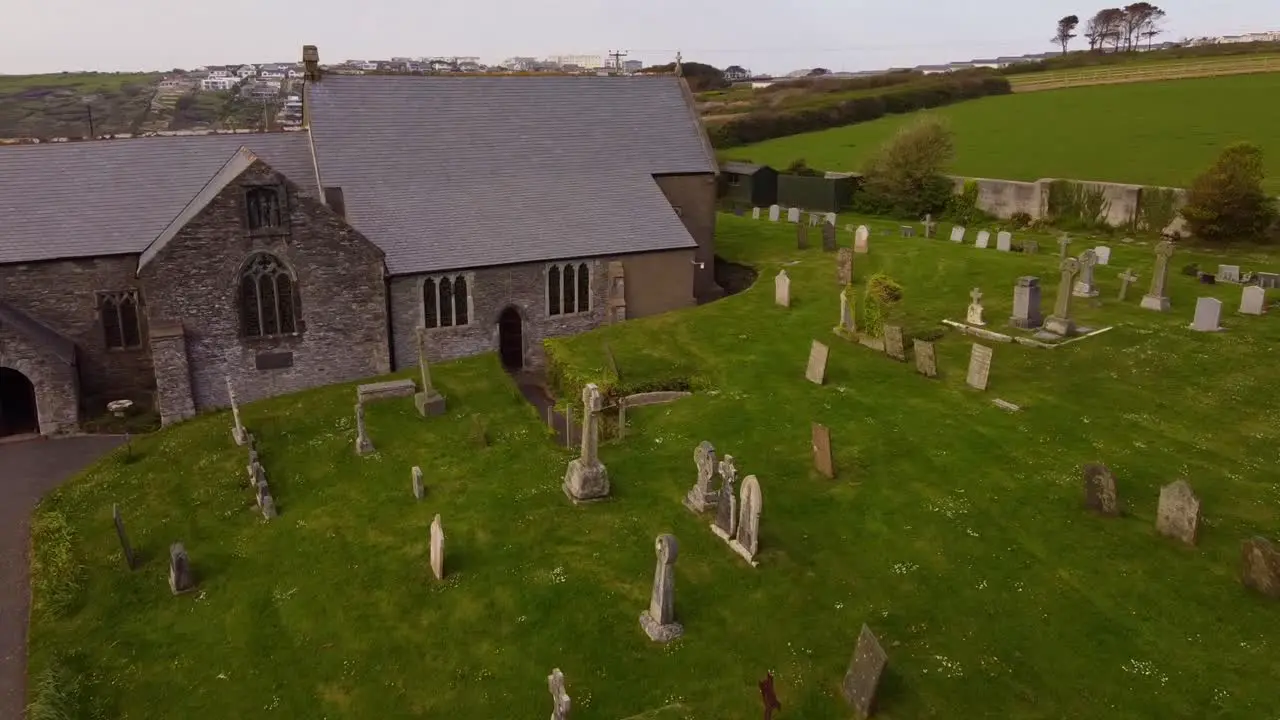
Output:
[1010, 276, 1043, 329]
[411, 466, 424, 500]
[733, 206, 745, 217]
[949, 225, 966, 243]
[1156, 480, 1200, 545]
[730, 476, 763, 565]
[1023, 240, 1039, 255]
[966, 344, 993, 391]
[1094, 245, 1112, 265]
[1217, 264, 1241, 283]
[1045, 257, 1082, 336]
[805, 340, 829, 384]
[923, 214, 937, 238]
[1198, 272, 1216, 285]
[563, 384, 610, 503]
[548, 668, 571, 720]
[112, 504, 136, 570]
[1190, 297, 1222, 331]
[913, 340, 937, 378]
[900, 225, 915, 238]
[227, 377, 247, 446]
[429, 514, 445, 580]
[1072, 249, 1100, 298]
[168, 543, 195, 595]
[996, 231, 1012, 252]
[712, 455, 738, 540]
[354, 403, 374, 455]
[975, 230, 991, 249]
[639, 534, 684, 642]
[787, 207, 800, 223]
[809, 213, 821, 227]
[752, 207, 761, 219]
[1239, 285, 1266, 315]
[796, 222, 809, 250]
[854, 225, 870, 254]
[821, 222, 837, 252]
[836, 288, 856, 335]
[883, 325, 906, 361]
[1240, 537, 1280, 599]
[1256, 271, 1280, 289]
[837, 248, 853, 285]
[812, 423, 834, 478]
[256, 483, 277, 519]
[1140, 240, 1174, 311]
[1117, 268, 1139, 301]
[769, 204, 780, 222]
[774, 270, 790, 308]
[1057, 236, 1072, 259]
[826, 211, 837, 225]
[414, 327, 447, 417]
[966, 287, 986, 326]
[684, 441, 720, 513]
[1083, 463, 1119, 516]
[841, 625, 888, 718]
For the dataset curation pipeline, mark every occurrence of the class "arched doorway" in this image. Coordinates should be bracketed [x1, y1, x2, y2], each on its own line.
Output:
[0, 367, 39, 437]
[498, 306, 524, 371]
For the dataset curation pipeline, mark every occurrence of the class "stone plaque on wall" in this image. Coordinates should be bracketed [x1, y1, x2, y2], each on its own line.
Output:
[255, 351, 294, 370]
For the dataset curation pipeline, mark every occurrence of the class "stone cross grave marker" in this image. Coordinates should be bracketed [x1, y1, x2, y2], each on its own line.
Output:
[883, 325, 906, 361]
[787, 207, 800, 223]
[1117, 268, 1139, 301]
[1010, 276, 1043, 329]
[713, 455, 738, 540]
[1073, 249, 1100, 297]
[169, 543, 195, 595]
[837, 247, 853, 286]
[731, 476, 763, 566]
[923, 213, 937, 238]
[805, 340, 829, 384]
[227, 376, 247, 446]
[639, 534, 684, 642]
[1141, 240, 1174, 311]
[1217, 264, 1241, 283]
[415, 327, 447, 417]
[563, 383, 610, 503]
[821, 222, 837, 252]
[913, 339, 937, 378]
[112, 503, 136, 570]
[796, 221, 809, 250]
[760, 672, 782, 720]
[769, 204, 780, 222]
[411, 466, 424, 500]
[1240, 285, 1266, 315]
[1083, 463, 1120, 516]
[841, 624, 888, 718]
[1058, 236, 1072, 259]
[429, 513, 446, 580]
[837, 288, 856, 335]
[1156, 480, 1200, 545]
[1191, 297, 1223, 331]
[684, 441, 719, 513]
[1240, 537, 1280, 599]
[949, 225, 965, 243]
[1046, 257, 1082, 336]
[354, 403, 374, 455]
[752, 206, 761, 219]
[812, 422, 834, 478]
[966, 287, 986, 326]
[966, 344, 993, 391]
[548, 668, 571, 720]
[854, 225, 870, 254]
[996, 231, 1012, 252]
[1023, 239, 1039, 255]
[774, 270, 790, 308]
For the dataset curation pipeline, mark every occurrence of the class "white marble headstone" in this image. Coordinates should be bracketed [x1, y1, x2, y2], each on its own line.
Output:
[1094, 246, 1112, 265]
[787, 207, 800, 223]
[996, 231, 1012, 252]
[751, 207, 761, 219]
[825, 212, 837, 225]
[768, 205, 780, 222]
[774, 270, 791, 307]
[1239, 285, 1266, 315]
[853, 225, 870, 254]
[949, 226, 965, 243]
[975, 231, 991, 249]
[1190, 297, 1222, 331]
[1217, 264, 1241, 283]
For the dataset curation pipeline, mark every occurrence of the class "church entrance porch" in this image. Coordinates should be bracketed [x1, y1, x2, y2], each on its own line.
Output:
[0, 368, 39, 438]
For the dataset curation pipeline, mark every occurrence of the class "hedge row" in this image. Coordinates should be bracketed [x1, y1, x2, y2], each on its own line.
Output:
[1000, 41, 1280, 76]
[707, 72, 1011, 149]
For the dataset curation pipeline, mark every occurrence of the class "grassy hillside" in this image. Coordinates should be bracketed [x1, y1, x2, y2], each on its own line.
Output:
[731, 72, 1280, 192]
[1008, 53, 1280, 92]
[28, 213, 1280, 718]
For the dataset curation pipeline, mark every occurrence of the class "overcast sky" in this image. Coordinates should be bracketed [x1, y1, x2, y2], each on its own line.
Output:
[2, 0, 1275, 76]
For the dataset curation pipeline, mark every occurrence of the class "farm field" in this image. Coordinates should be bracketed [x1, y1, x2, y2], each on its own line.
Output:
[731, 72, 1280, 192]
[1008, 53, 1280, 92]
[28, 213, 1280, 719]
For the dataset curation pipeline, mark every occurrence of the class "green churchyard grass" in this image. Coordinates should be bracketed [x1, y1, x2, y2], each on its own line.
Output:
[730, 72, 1280, 193]
[28, 214, 1280, 718]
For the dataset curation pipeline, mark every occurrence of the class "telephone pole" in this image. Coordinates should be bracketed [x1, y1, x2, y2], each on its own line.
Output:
[607, 49, 628, 75]
[85, 103, 95, 139]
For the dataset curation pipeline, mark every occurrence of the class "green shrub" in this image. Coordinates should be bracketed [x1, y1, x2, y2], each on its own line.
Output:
[1180, 142, 1277, 243]
[30, 509, 83, 619]
[1009, 211, 1034, 229]
[1046, 180, 1112, 230]
[1135, 186, 1182, 234]
[862, 273, 903, 337]
[945, 179, 982, 225]
[858, 117, 955, 217]
[783, 158, 822, 177]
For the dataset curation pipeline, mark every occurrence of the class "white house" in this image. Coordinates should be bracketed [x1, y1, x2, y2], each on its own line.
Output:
[236, 65, 257, 79]
[207, 67, 232, 78]
[200, 76, 239, 91]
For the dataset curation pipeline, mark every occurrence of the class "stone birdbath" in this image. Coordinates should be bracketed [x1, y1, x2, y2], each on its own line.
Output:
[107, 399, 134, 461]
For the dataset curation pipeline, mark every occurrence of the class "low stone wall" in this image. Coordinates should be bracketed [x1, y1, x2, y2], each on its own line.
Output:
[947, 175, 1188, 234]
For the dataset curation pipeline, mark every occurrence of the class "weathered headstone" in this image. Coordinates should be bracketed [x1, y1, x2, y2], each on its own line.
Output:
[1216, 264, 1241, 283]
[805, 340, 829, 384]
[769, 204, 780, 222]
[1023, 239, 1039, 255]
[825, 211, 837, 225]
[354, 403, 374, 455]
[796, 222, 809, 250]
[752, 206, 761, 220]
[1190, 297, 1222, 332]
[1094, 245, 1112, 265]
[1117, 268, 1139, 301]
[975, 230, 991, 249]
[996, 231, 1012, 252]
[899, 225, 915, 238]
[774, 270, 791, 308]
[1045, 257, 1081, 336]
[1240, 537, 1280, 599]
[1072, 249, 1100, 298]
[548, 668, 571, 720]
[730, 476, 763, 565]
[821, 222, 837, 252]
[841, 625, 888, 718]
[1083, 463, 1119, 516]
[836, 287, 857, 336]
[429, 513, 445, 580]
[837, 247, 853, 286]
[883, 325, 906, 361]
[808, 212, 820, 227]
[966, 344, 992, 391]
[684, 441, 719, 513]
[256, 483, 277, 519]
[1239, 285, 1266, 315]
[854, 225, 870, 254]
[112, 504, 136, 570]
[1010, 276, 1043, 329]
[1156, 480, 1200, 545]
[414, 327, 447, 417]
[966, 287, 986, 326]
[227, 376, 247, 446]
[787, 207, 800, 223]
[411, 466, 424, 500]
[712, 455, 738, 540]
[563, 384, 610, 503]
[168, 543, 195, 595]
[639, 534, 684, 642]
[1256, 271, 1280, 289]
[949, 225, 965, 243]
[1140, 240, 1174, 311]
[1057, 236, 1072, 259]
[913, 340, 937, 378]
[812, 423, 834, 478]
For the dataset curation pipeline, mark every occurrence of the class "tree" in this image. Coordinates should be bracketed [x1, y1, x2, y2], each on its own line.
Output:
[859, 117, 955, 215]
[1085, 8, 1126, 51]
[807, 68, 831, 76]
[1121, 3, 1164, 50]
[1137, 5, 1167, 48]
[1181, 142, 1277, 243]
[638, 61, 728, 91]
[1053, 15, 1080, 53]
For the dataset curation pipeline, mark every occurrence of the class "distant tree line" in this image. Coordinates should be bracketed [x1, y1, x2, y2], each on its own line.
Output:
[1053, 4, 1167, 54]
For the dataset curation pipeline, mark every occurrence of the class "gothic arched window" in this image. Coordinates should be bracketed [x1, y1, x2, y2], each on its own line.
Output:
[239, 253, 298, 337]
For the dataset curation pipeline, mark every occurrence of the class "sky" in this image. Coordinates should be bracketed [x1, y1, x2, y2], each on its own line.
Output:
[2, 0, 1276, 76]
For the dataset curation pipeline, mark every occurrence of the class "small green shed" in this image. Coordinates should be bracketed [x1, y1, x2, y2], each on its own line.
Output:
[719, 161, 779, 208]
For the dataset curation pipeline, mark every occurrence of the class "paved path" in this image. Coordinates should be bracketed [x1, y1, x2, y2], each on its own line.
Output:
[0, 435, 124, 719]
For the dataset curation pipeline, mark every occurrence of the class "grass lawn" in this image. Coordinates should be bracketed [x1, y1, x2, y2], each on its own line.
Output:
[29, 214, 1280, 718]
[729, 73, 1280, 193]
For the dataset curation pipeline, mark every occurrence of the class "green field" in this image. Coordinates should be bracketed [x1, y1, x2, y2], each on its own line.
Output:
[28, 213, 1280, 718]
[732, 73, 1280, 192]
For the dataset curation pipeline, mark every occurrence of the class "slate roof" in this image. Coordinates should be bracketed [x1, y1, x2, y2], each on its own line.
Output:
[0, 133, 315, 264]
[306, 75, 714, 275]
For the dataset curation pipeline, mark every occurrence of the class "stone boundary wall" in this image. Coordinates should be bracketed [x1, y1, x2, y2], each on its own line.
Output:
[946, 175, 1190, 234]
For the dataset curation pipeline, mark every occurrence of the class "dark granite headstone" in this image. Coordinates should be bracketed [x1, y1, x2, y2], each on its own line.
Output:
[168, 543, 195, 595]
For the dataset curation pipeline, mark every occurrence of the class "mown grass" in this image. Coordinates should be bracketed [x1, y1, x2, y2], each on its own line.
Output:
[28, 213, 1280, 718]
[731, 72, 1280, 192]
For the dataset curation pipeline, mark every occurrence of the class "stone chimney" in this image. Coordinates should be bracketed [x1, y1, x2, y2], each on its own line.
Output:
[302, 45, 321, 82]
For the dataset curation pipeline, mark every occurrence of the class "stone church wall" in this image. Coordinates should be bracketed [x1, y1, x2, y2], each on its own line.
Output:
[654, 173, 721, 302]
